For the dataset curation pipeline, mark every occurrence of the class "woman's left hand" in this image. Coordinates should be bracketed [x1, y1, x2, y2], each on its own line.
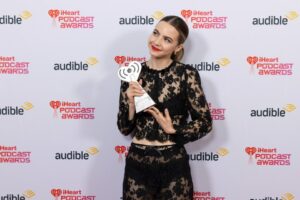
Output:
[144, 106, 176, 134]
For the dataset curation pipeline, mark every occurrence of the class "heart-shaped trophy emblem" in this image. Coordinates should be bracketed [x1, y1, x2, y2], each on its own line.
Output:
[117, 61, 141, 82]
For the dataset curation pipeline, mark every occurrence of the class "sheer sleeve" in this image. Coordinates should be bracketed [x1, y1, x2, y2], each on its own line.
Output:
[171, 66, 212, 145]
[117, 80, 136, 135]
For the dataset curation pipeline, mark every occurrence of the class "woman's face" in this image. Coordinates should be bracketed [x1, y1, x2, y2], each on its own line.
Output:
[148, 21, 183, 60]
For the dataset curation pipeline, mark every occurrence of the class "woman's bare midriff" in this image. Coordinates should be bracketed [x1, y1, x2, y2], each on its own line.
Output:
[132, 137, 175, 146]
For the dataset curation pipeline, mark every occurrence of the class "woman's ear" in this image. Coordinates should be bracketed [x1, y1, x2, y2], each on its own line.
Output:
[175, 44, 183, 54]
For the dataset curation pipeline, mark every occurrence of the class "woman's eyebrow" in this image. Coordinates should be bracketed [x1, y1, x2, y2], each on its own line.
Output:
[154, 28, 175, 42]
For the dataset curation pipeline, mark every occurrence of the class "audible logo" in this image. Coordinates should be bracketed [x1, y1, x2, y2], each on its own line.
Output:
[0, 106, 24, 115]
[189, 152, 219, 161]
[0, 194, 26, 200]
[250, 104, 296, 117]
[190, 147, 229, 162]
[0, 11, 32, 25]
[286, 11, 298, 20]
[282, 193, 295, 200]
[152, 11, 165, 20]
[190, 58, 230, 72]
[250, 193, 295, 200]
[119, 16, 154, 25]
[252, 11, 298, 26]
[0, 15, 22, 25]
[54, 57, 98, 71]
[0, 102, 33, 116]
[55, 147, 99, 160]
[23, 190, 35, 198]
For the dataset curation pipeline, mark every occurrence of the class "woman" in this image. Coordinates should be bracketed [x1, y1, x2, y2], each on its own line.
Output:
[117, 15, 212, 200]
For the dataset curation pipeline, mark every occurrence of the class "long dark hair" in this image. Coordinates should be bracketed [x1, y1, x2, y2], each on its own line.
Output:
[159, 15, 189, 61]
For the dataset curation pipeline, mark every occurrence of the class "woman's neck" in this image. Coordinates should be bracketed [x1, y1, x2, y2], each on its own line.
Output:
[148, 58, 173, 70]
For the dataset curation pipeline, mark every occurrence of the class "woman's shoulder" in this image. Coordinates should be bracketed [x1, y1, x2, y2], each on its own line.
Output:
[174, 61, 198, 74]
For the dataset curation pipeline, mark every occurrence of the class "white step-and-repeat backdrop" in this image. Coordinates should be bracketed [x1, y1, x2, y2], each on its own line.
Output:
[1, 1, 299, 199]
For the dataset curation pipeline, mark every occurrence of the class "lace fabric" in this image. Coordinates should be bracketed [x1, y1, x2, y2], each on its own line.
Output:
[123, 143, 193, 200]
[117, 61, 212, 145]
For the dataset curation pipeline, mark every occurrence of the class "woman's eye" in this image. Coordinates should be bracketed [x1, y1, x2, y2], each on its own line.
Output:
[153, 31, 158, 35]
[165, 38, 171, 43]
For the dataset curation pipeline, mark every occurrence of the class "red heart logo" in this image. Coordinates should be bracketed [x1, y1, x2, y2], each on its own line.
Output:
[181, 10, 192, 19]
[115, 146, 126, 154]
[115, 56, 126, 65]
[245, 147, 257, 155]
[48, 10, 60, 18]
[247, 56, 258, 65]
[50, 101, 61, 109]
[51, 189, 62, 197]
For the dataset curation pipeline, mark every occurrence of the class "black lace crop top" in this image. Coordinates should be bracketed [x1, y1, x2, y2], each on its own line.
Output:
[117, 60, 212, 145]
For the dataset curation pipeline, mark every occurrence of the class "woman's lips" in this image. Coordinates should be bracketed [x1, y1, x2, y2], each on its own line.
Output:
[151, 45, 161, 51]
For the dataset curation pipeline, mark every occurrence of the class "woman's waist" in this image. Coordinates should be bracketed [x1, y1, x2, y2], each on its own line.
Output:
[132, 137, 175, 146]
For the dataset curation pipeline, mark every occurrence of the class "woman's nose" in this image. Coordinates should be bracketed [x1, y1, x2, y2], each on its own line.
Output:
[153, 36, 162, 46]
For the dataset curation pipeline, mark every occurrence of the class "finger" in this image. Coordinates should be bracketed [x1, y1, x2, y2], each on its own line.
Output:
[149, 106, 160, 114]
[144, 108, 158, 118]
[147, 107, 161, 116]
[131, 84, 144, 92]
[132, 92, 144, 97]
[138, 79, 143, 85]
[132, 88, 144, 94]
[164, 108, 171, 121]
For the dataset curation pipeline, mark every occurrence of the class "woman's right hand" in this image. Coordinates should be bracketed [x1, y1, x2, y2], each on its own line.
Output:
[126, 79, 144, 104]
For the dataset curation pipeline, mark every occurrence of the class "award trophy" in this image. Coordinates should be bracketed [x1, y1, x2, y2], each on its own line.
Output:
[118, 61, 155, 113]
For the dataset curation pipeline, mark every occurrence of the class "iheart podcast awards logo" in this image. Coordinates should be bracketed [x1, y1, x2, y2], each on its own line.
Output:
[0, 56, 30, 74]
[193, 191, 225, 200]
[49, 100, 95, 120]
[247, 56, 294, 75]
[245, 147, 291, 166]
[48, 9, 95, 28]
[180, 9, 228, 29]
[114, 55, 146, 67]
[0, 145, 31, 164]
[208, 103, 226, 120]
[50, 189, 96, 200]
[115, 145, 130, 162]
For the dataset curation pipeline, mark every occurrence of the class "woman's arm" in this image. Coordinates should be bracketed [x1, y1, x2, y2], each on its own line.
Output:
[170, 65, 213, 145]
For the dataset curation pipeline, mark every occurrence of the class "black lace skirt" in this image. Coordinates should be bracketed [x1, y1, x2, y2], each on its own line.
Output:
[123, 143, 193, 200]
